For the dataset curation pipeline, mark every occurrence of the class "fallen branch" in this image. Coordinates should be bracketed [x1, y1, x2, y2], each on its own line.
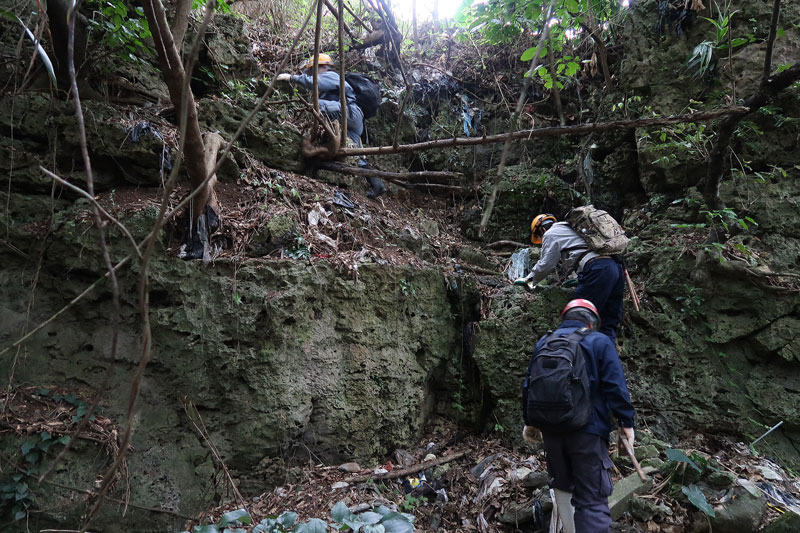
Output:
[319, 161, 463, 182]
[340, 107, 750, 157]
[486, 240, 528, 249]
[459, 264, 502, 276]
[345, 451, 467, 483]
[396, 181, 471, 193]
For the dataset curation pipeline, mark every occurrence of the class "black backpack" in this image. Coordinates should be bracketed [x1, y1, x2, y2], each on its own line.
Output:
[345, 73, 381, 119]
[522, 328, 593, 432]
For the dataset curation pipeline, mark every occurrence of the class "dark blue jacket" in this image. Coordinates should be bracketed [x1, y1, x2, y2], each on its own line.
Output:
[534, 320, 635, 440]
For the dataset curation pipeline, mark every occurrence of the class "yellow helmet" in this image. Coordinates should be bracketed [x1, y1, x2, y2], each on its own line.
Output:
[303, 53, 335, 69]
[530, 214, 557, 244]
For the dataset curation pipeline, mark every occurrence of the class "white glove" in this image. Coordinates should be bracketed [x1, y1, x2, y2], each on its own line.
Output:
[276, 73, 291, 82]
[618, 427, 635, 451]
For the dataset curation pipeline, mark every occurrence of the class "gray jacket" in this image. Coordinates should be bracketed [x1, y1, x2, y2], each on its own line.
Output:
[526, 222, 598, 284]
[291, 71, 356, 105]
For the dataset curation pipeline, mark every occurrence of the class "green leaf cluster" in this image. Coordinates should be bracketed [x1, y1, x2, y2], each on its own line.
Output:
[182, 502, 414, 533]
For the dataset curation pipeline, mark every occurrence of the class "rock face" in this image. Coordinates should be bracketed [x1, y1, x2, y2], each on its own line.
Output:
[0, 204, 456, 529]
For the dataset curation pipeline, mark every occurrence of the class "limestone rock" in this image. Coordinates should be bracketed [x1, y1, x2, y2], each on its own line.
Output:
[709, 488, 767, 533]
[338, 462, 361, 473]
[609, 473, 653, 520]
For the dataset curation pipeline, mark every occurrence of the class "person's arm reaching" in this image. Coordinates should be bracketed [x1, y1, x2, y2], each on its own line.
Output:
[524, 231, 561, 284]
[596, 337, 635, 438]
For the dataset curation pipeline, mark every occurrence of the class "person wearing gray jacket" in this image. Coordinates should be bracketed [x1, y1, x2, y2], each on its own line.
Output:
[517, 215, 625, 340]
[277, 55, 386, 198]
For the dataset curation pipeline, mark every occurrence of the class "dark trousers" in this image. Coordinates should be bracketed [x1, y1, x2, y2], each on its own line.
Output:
[574, 258, 625, 340]
[319, 100, 384, 192]
[542, 431, 614, 533]
[319, 99, 364, 147]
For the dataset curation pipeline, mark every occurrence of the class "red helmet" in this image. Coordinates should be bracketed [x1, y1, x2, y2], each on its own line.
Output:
[561, 299, 599, 323]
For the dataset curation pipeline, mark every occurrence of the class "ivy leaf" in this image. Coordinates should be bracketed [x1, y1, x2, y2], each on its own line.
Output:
[192, 526, 219, 533]
[218, 509, 251, 527]
[331, 501, 351, 523]
[363, 526, 386, 533]
[295, 519, 328, 533]
[565, 61, 580, 76]
[380, 516, 414, 533]
[520, 47, 537, 62]
[21, 441, 37, 455]
[358, 512, 383, 525]
[276, 511, 297, 528]
[682, 484, 716, 516]
[665, 449, 702, 472]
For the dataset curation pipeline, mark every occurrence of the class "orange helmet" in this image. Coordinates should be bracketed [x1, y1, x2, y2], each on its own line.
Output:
[561, 299, 600, 327]
[530, 214, 557, 244]
[303, 53, 335, 69]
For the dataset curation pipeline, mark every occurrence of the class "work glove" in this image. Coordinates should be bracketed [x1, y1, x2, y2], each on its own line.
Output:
[276, 73, 292, 82]
[522, 425, 541, 444]
[617, 427, 635, 452]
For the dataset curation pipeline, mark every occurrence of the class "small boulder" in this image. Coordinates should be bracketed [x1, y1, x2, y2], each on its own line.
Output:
[709, 487, 767, 533]
[338, 462, 361, 473]
[763, 512, 800, 532]
[523, 471, 550, 489]
[609, 472, 653, 520]
[496, 499, 535, 525]
[707, 470, 737, 490]
[630, 495, 660, 521]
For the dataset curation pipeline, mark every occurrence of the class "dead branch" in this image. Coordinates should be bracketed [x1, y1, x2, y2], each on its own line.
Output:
[345, 451, 467, 483]
[486, 240, 529, 249]
[341, 107, 749, 157]
[319, 161, 462, 181]
[338, 0, 348, 147]
[459, 264, 503, 276]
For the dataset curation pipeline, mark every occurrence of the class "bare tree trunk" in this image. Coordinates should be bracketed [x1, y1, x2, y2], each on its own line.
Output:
[312, 0, 323, 116]
[548, 35, 565, 126]
[171, 0, 193, 51]
[140, 0, 210, 222]
[338, 0, 348, 147]
[45, 0, 88, 90]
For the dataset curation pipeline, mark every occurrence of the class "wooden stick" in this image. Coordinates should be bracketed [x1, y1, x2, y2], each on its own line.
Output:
[624, 269, 640, 312]
[345, 451, 467, 483]
[319, 161, 462, 181]
[339, 107, 750, 157]
[622, 437, 647, 482]
[486, 240, 529, 249]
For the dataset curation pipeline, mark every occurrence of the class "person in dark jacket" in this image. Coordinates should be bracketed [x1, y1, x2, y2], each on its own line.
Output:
[523, 299, 635, 533]
[516, 214, 625, 340]
[277, 54, 386, 198]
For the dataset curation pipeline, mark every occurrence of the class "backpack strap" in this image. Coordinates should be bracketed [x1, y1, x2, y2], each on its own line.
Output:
[565, 327, 591, 342]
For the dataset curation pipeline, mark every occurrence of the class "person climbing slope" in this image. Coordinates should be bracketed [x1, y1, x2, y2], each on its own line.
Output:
[515, 208, 627, 340]
[277, 54, 386, 199]
[522, 299, 635, 533]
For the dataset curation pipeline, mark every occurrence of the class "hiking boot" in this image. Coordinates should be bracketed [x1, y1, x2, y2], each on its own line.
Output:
[366, 176, 386, 199]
